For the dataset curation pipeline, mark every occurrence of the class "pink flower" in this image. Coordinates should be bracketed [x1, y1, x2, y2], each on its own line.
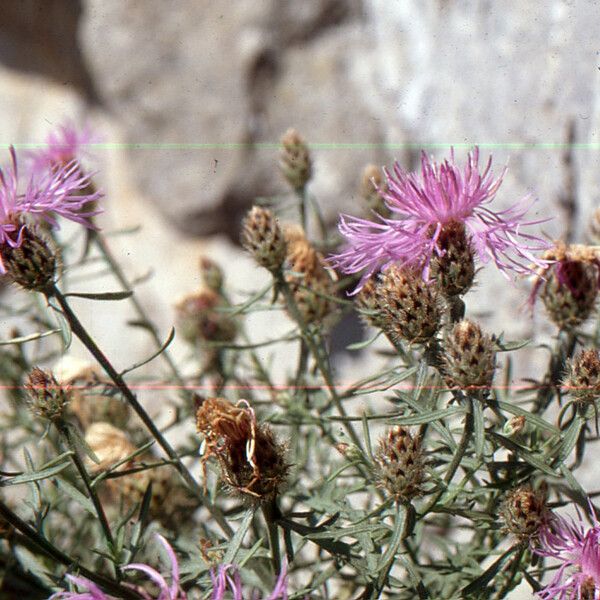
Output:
[330, 147, 550, 291]
[534, 503, 600, 599]
[0, 146, 101, 272]
[210, 563, 288, 600]
[49, 534, 187, 600]
[27, 121, 98, 176]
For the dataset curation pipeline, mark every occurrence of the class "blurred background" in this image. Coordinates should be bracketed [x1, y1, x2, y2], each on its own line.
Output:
[0, 3, 598, 596]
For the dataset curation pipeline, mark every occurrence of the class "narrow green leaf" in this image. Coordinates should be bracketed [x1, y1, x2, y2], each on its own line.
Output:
[56, 478, 96, 515]
[223, 509, 254, 564]
[347, 331, 382, 351]
[120, 328, 176, 376]
[472, 399, 485, 460]
[2, 461, 70, 486]
[461, 546, 518, 594]
[0, 328, 60, 346]
[488, 432, 556, 476]
[64, 290, 134, 301]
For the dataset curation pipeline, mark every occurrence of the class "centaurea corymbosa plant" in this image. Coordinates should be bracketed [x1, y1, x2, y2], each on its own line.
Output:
[330, 147, 551, 290]
[3, 124, 600, 600]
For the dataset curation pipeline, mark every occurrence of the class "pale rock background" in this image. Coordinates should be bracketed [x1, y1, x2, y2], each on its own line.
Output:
[1, 1, 600, 597]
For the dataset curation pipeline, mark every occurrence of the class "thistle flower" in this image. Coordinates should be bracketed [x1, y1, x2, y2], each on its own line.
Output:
[210, 562, 288, 599]
[49, 534, 186, 599]
[28, 121, 98, 175]
[534, 503, 600, 600]
[330, 147, 550, 291]
[0, 147, 101, 272]
[25, 367, 70, 423]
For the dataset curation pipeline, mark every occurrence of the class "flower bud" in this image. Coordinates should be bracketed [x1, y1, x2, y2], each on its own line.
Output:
[501, 486, 550, 540]
[430, 221, 476, 297]
[563, 349, 600, 406]
[174, 289, 237, 345]
[503, 415, 526, 437]
[279, 128, 312, 191]
[241, 206, 287, 273]
[1, 226, 57, 293]
[541, 260, 598, 329]
[360, 164, 390, 218]
[374, 426, 425, 503]
[284, 225, 337, 324]
[196, 397, 289, 503]
[377, 266, 441, 344]
[443, 320, 496, 393]
[199, 256, 224, 292]
[25, 367, 70, 422]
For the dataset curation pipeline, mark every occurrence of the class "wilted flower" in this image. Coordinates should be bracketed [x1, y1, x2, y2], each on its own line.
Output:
[49, 534, 186, 599]
[330, 147, 550, 291]
[534, 502, 600, 599]
[28, 121, 98, 175]
[210, 562, 288, 599]
[0, 147, 101, 272]
[196, 397, 289, 502]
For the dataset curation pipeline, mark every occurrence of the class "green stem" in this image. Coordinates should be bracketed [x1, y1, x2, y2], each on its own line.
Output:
[275, 274, 365, 456]
[59, 424, 116, 561]
[47, 285, 233, 538]
[262, 499, 282, 575]
[0, 498, 142, 599]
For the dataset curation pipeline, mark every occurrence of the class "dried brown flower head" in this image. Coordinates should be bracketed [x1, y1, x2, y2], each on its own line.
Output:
[279, 128, 312, 191]
[25, 367, 70, 422]
[196, 397, 288, 502]
[241, 206, 287, 273]
[501, 485, 550, 541]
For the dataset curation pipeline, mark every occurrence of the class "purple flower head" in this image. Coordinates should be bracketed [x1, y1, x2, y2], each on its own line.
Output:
[329, 147, 551, 292]
[534, 502, 600, 599]
[49, 534, 187, 600]
[28, 121, 99, 177]
[210, 562, 288, 600]
[0, 146, 102, 272]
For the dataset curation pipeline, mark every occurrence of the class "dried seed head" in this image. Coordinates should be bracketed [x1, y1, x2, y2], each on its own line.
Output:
[241, 206, 287, 272]
[1, 225, 58, 293]
[374, 426, 425, 503]
[355, 277, 387, 329]
[25, 367, 70, 422]
[85, 423, 197, 527]
[55, 357, 130, 430]
[279, 128, 312, 191]
[284, 225, 337, 324]
[377, 266, 442, 344]
[360, 164, 390, 218]
[541, 260, 598, 329]
[564, 349, 600, 406]
[443, 320, 496, 394]
[501, 486, 550, 540]
[196, 397, 289, 503]
[85, 422, 136, 473]
[174, 289, 237, 345]
[429, 221, 476, 297]
[199, 256, 224, 292]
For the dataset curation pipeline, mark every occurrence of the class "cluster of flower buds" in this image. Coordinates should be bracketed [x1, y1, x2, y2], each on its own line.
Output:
[196, 397, 288, 503]
[283, 225, 337, 324]
[174, 256, 237, 370]
[374, 426, 425, 503]
[241, 206, 287, 273]
[501, 485, 550, 541]
[442, 320, 497, 394]
[279, 128, 312, 192]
